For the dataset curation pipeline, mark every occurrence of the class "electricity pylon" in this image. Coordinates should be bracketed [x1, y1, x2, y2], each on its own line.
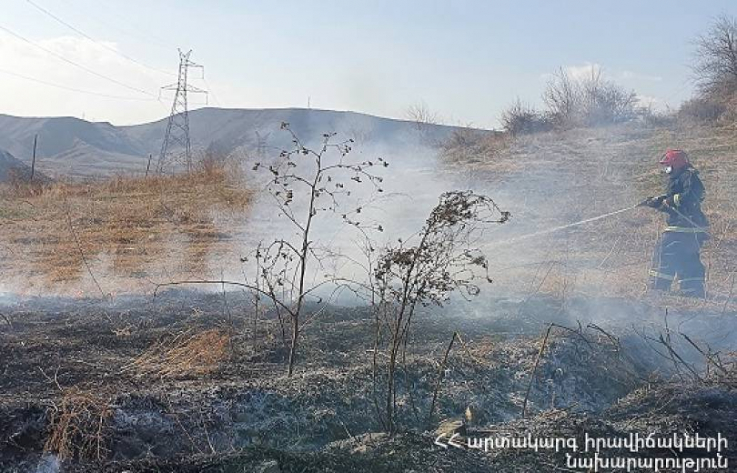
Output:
[157, 49, 207, 173]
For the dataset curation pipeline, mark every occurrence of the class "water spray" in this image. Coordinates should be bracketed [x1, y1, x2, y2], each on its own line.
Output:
[490, 203, 643, 248]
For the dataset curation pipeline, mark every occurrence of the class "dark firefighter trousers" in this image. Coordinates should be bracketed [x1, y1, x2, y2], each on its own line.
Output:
[649, 230, 706, 297]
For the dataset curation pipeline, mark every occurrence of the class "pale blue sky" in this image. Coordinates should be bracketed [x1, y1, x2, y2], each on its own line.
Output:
[1, 0, 735, 127]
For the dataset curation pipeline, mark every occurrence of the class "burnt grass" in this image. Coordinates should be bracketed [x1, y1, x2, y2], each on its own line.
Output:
[0, 290, 736, 472]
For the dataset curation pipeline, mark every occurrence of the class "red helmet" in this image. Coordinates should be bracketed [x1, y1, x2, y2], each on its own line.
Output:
[659, 149, 689, 170]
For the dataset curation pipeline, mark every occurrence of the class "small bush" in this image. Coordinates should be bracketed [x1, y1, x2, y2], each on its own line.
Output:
[543, 68, 581, 127]
[580, 78, 638, 125]
[679, 97, 726, 122]
[543, 67, 638, 129]
[440, 128, 509, 164]
[501, 99, 552, 136]
[722, 93, 737, 122]
[639, 108, 677, 128]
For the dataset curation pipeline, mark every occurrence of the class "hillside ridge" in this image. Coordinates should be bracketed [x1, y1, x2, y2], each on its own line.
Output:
[0, 107, 481, 178]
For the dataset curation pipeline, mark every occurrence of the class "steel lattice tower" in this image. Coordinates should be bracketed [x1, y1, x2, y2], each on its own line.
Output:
[158, 49, 207, 173]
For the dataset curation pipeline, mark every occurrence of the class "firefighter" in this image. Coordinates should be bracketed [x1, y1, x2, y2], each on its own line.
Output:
[643, 149, 709, 298]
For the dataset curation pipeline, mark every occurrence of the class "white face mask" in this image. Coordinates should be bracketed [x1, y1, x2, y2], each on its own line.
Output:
[664, 166, 673, 174]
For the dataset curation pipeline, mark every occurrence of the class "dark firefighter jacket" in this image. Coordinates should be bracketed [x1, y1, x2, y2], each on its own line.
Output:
[656, 167, 708, 229]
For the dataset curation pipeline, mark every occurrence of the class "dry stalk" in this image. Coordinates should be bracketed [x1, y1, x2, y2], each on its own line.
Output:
[681, 333, 729, 377]
[427, 331, 458, 428]
[0, 311, 12, 327]
[522, 323, 554, 419]
[717, 352, 737, 387]
[63, 202, 108, 300]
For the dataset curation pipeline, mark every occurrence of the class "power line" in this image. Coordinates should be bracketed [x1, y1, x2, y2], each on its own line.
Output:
[0, 67, 159, 101]
[106, 14, 176, 52]
[0, 22, 158, 98]
[58, 0, 176, 51]
[24, 0, 175, 77]
[202, 77, 222, 107]
[56, 0, 173, 51]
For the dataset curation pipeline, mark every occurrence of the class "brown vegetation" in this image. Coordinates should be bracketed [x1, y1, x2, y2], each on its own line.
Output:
[0, 159, 252, 294]
[122, 329, 230, 379]
[440, 128, 511, 166]
[44, 388, 113, 461]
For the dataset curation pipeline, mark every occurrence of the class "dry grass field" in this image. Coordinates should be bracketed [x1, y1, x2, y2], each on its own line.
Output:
[0, 160, 252, 296]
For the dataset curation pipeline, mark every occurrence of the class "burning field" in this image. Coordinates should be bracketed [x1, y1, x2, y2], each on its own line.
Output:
[4, 2, 737, 470]
[1, 120, 737, 472]
[0, 290, 736, 472]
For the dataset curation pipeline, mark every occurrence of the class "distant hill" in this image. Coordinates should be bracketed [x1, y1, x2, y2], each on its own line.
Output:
[0, 108, 480, 178]
[0, 148, 48, 183]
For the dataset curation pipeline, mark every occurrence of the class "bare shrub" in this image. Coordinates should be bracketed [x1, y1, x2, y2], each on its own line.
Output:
[44, 388, 113, 461]
[370, 191, 510, 432]
[542, 67, 638, 128]
[405, 100, 439, 128]
[684, 15, 737, 123]
[155, 123, 387, 376]
[679, 97, 726, 122]
[639, 106, 677, 128]
[580, 69, 638, 125]
[693, 15, 737, 99]
[4, 165, 50, 197]
[406, 101, 443, 145]
[440, 128, 509, 164]
[249, 123, 386, 376]
[197, 149, 230, 178]
[712, 91, 737, 124]
[500, 99, 551, 136]
[543, 67, 581, 127]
